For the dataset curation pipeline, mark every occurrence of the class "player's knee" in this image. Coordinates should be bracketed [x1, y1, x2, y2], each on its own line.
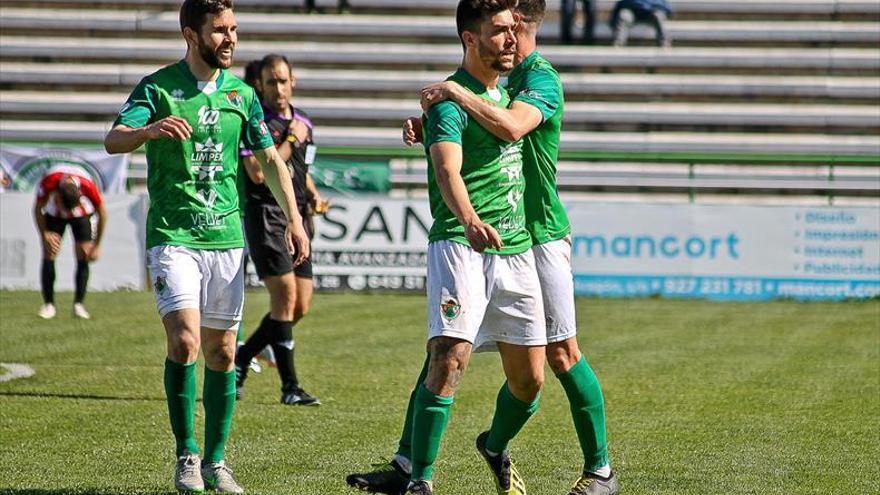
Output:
[168, 334, 200, 362]
[74, 246, 89, 260]
[270, 297, 296, 321]
[546, 342, 581, 374]
[508, 374, 544, 402]
[293, 302, 309, 322]
[425, 338, 470, 394]
[428, 354, 466, 382]
[207, 351, 234, 371]
[203, 342, 235, 370]
[43, 248, 59, 260]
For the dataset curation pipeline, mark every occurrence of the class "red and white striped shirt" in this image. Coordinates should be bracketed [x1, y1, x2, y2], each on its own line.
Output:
[36, 166, 103, 219]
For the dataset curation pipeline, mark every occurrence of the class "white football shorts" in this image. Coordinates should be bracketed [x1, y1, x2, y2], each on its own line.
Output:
[146, 245, 245, 331]
[427, 240, 546, 350]
[532, 236, 578, 343]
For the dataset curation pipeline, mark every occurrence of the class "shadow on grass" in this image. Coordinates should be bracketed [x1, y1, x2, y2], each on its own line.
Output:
[1, 490, 176, 495]
[0, 391, 166, 402]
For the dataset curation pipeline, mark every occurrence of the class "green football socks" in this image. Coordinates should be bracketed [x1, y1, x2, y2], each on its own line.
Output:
[485, 382, 541, 454]
[556, 356, 609, 472]
[395, 354, 430, 462]
[203, 367, 236, 463]
[164, 359, 199, 457]
[410, 384, 454, 481]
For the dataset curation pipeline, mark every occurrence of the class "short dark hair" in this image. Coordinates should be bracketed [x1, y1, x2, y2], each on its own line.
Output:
[456, 0, 518, 42]
[516, 0, 545, 24]
[58, 177, 81, 210]
[243, 59, 262, 88]
[259, 53, 292, 76]
[179, 0, 233, 33]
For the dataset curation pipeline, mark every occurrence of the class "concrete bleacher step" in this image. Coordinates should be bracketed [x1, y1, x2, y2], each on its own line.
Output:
[2, 8, 878, 47]
[115, 155, 878, 197]
[3, 62, 878, 104]
[3, 0, 878, 21]
[2, 36, 878, 76]
[389, 159, 880, 195]
[2, 120, 877, 157]
[3, 91, 878, 132]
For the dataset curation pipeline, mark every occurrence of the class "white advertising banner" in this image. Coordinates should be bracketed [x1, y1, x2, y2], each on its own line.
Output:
[312, 197, 880, 300]
[0, 192, 146, 291]
[3, 193, 875, 300]
[567, 203, 880, 300]
[312, 196, 431, 291]
[0, 145, 129, 193]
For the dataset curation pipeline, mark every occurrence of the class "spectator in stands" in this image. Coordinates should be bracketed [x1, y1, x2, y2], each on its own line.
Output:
[560, 0, 596, 44]
[305, 0, 350, 14]
[33, 168, 107, 320]
[610, 0, 672, 47]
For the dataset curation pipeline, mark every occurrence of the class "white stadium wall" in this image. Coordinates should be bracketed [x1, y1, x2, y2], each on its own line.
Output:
[0, 192, 147, 291]
[2, 194, 877, 300]
[310, 197, 880, 300]
[564, 203, 880, 300]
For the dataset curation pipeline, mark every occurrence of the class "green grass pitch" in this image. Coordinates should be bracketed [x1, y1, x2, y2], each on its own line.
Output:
[1, 290, 878, 495]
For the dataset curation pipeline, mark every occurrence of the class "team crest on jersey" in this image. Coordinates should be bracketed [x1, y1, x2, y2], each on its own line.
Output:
[440, 298, 461, 321]
[154, 276, 167, 294]
[226, 90, 243, 108]
[171, 89, 186, 101]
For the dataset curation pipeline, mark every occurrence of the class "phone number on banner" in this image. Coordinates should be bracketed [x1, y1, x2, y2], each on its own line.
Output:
[574, 275, 880, 301]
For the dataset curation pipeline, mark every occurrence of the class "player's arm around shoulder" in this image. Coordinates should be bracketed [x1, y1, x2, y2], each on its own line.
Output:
[511, 62, 563, 127]
[421, 81, 541, 142]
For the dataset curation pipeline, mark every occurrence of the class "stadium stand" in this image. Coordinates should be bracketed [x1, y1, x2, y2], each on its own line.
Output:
[5, 91, 880, 132]
[0, 0, 877, 201]
[2, 63, 878, 103]
[5, 0, 880, 19]
[2, 8, 879, 46]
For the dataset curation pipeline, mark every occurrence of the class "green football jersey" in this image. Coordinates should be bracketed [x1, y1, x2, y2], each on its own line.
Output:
[115, 60, 273, 249]
[424, 68, 531, 255]
[506, 51, 571, 245]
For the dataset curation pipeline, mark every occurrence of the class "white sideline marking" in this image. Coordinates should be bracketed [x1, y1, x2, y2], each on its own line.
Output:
[0, 363, 36, 382]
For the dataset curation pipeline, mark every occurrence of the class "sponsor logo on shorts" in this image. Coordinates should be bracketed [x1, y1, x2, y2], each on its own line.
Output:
[154, 275, 167, 294]
[440, 297, 461, 320]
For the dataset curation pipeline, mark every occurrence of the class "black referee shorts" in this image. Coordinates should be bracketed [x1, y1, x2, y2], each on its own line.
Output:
[244, 203, 313, 280]
[45, 214, 94, 243]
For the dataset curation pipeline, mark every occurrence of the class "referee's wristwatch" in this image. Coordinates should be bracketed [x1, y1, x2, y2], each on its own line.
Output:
[286, 133, 298, 144]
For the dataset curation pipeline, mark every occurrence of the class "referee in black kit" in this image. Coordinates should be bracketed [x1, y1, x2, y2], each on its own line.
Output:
[235, 53, 329, 406]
